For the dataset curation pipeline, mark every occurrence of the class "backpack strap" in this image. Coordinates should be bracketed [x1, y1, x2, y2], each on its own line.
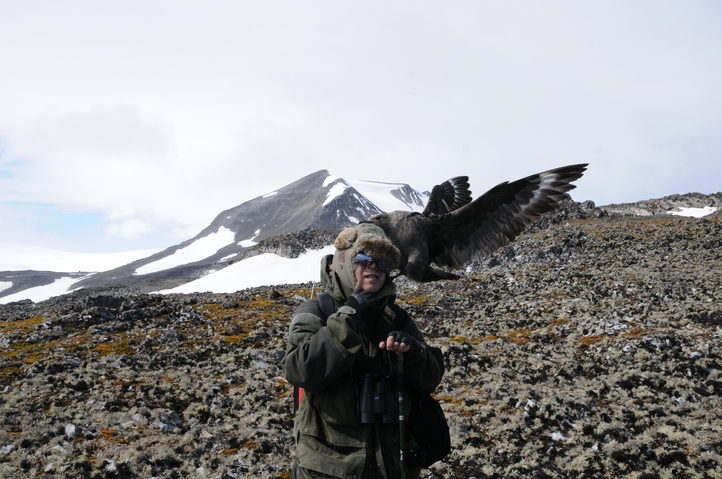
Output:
[317, 292, 337, 323]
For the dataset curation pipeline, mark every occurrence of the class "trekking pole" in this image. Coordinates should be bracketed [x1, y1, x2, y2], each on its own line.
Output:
[396, 353, 406, 479]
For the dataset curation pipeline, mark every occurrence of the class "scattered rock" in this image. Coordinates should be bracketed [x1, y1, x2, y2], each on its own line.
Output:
[1, 210, 721, 477]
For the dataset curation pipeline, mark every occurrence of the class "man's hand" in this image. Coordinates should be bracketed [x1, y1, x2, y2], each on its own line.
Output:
[345, 288, 374, 316]
[379, 331, 416, 355]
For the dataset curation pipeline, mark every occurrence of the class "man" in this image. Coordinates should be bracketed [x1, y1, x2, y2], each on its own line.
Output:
[283, 223, 445, 478]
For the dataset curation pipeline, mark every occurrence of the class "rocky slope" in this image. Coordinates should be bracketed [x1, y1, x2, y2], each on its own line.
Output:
[602, 192, 722, 217]
[1, 204, 720, 478]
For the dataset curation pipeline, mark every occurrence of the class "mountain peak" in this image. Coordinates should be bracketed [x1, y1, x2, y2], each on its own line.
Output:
[59, 171, 427, 293]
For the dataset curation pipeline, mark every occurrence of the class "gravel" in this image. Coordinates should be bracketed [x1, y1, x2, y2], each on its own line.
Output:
[1, 205, 720, 478]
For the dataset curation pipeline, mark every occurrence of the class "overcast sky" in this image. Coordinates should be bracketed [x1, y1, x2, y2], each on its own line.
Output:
[1, 1, 720, 253]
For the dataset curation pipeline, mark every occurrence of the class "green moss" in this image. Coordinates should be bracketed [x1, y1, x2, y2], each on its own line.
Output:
[90, 336, 137, 356]
[0, 315, 45, 335]
[399, 293, 435, 307]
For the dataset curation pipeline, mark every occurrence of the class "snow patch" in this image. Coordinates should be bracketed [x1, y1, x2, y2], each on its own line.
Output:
[0, 281, 12, 294]
[239, 239, 258, 247]
[323, 182, 349, 207]
[135, 227, 235, 275]
[667, 206, 717, 218]
[0, 276, 91, 305]
[159, 245, 335, 294]
[239, 229, 261, 247]
[263, 191, 278, 198]
[323, 174, 340, 187]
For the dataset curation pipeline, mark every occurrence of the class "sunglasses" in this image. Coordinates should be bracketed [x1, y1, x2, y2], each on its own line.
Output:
[353, 253, 393, 274]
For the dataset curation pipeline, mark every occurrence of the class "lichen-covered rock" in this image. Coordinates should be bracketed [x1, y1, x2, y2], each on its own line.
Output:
[1, 213, 720, 478]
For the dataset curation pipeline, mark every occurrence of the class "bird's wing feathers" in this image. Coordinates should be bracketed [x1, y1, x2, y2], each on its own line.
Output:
[427, 164, 588, 268]
[422, 176, 472, 216]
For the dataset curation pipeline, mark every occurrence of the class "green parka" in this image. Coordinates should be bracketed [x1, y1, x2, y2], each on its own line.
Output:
[283, 255, 445, 479]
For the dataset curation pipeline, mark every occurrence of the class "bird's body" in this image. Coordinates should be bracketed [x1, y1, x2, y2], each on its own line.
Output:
[366, 164, 588, 282]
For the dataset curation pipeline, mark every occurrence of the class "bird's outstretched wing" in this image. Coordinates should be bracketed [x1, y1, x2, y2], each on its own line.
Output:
[427, 164, 588, 269]
[422, 176, 472, 216]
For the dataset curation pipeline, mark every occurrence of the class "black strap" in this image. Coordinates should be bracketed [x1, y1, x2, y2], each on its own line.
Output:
[317, 292, 337, 322]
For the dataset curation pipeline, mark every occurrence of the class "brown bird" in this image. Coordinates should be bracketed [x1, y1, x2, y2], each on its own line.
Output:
[366, 164, 588, 282]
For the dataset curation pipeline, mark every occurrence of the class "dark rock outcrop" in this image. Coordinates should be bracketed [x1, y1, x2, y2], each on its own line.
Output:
[232, 228, 340, 263]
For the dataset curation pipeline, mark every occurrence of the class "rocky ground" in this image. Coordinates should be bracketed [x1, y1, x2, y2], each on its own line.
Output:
[1, 203, 721, 478]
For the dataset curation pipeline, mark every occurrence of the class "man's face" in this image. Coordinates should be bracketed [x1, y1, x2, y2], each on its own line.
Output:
[354, 262, 386, 293]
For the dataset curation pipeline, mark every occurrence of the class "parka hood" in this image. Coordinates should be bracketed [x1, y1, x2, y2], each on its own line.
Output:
[320, 222, 400, 303]
[320, 254, 347, 303]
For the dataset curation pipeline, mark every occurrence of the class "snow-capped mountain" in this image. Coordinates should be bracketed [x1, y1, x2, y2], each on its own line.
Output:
[1, 170, 428, 302]
[2, 170, 720, 305]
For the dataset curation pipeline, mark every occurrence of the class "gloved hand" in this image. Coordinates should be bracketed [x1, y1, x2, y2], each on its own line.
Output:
[345, 288, 374, 317]
[383, 331, 417, 354]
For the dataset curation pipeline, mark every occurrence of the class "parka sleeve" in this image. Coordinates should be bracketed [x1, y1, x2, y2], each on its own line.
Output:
[282, 303, 366, 394]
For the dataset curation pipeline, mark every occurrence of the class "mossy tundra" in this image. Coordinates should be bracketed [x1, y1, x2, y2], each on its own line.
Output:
[1, 207, 720, 478]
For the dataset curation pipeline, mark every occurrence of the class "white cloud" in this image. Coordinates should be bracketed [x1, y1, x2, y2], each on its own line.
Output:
[8, 104, 170, 160]
[0, 1, 720, 252]
[106, 217, 153, 240]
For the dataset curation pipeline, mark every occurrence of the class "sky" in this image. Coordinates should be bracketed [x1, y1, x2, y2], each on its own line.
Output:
[1, 1, 720, 253]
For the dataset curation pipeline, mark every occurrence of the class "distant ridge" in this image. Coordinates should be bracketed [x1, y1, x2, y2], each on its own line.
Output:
[1, 173, 720, 303]
[601, 192, 722, 217]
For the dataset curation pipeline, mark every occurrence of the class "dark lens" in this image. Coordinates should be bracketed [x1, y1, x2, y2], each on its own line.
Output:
[354, 253, 393, 273]
[374, 261, 392, 274]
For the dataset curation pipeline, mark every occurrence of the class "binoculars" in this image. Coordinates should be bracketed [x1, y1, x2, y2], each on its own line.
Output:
[358, 373, 394, 424]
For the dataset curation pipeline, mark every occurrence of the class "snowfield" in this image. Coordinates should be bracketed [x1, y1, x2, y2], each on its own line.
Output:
[0, 275, 92, 304]
[0, 242, 161, 272]
[346, 178, 426, 213]
[159, 245, 336, 294]
[134, 227, 236, 276]
[323, 173, 426, 213]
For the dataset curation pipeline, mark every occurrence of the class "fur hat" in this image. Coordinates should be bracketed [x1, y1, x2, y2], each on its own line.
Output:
[332, 223, 400, 297]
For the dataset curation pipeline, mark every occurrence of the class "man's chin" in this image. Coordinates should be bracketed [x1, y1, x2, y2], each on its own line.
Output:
[360, 279, 383, 292]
